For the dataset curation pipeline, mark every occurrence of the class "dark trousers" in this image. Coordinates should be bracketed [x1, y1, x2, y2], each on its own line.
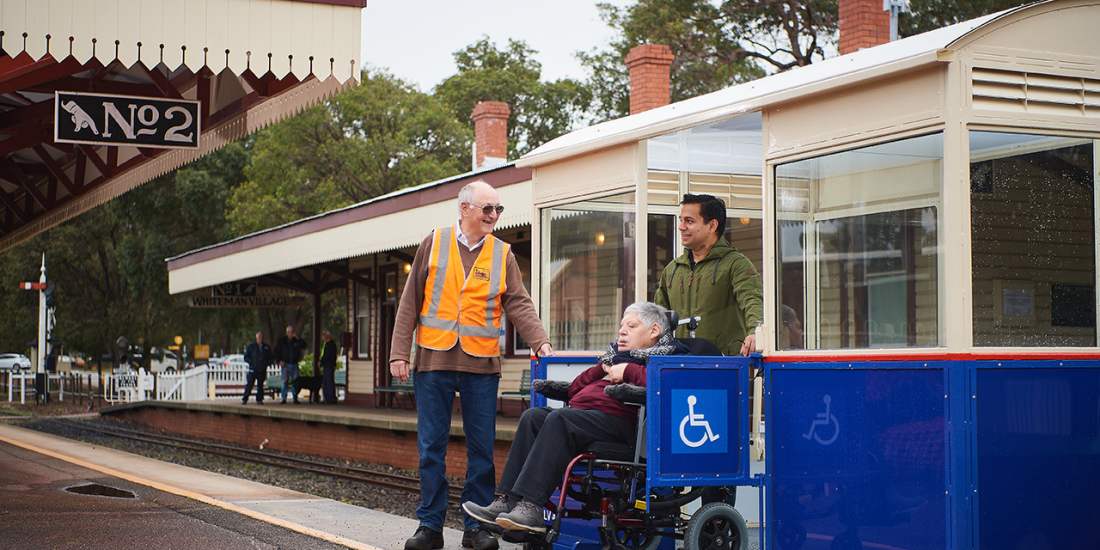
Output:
[243, 370, 266, 403]
[322, 364, 337, 403]
[414, 370, 499, 531]
[499, 407, 634, 505]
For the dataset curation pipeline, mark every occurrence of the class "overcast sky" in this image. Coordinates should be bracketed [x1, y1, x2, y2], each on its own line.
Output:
[361, 1, 628, 92]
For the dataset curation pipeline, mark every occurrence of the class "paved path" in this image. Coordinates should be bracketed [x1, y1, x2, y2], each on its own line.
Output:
[0, 423, 517, 549]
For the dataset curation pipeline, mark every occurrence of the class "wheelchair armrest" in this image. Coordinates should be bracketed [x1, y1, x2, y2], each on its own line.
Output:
[604, 383, 646, 405]
[532, 379, 571, 402]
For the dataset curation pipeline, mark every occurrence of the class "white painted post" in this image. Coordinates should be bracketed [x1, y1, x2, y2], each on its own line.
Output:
[36, 254, 46, 404]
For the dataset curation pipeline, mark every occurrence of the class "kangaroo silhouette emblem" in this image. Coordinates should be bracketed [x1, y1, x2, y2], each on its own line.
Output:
[61, 100, 99, 135]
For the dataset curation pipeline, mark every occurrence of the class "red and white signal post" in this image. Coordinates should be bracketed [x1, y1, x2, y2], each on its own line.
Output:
[18, 254, 48, 403]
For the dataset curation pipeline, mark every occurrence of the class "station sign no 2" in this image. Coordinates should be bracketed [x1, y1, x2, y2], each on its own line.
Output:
[54, 91, 201, 149]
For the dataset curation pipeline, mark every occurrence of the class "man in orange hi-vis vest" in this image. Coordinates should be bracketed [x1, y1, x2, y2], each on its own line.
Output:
[390, 180, 552, 550]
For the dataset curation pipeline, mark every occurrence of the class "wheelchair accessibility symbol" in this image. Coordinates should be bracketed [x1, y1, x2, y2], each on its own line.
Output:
[802, 394, 840, 446]
[679, 395, 720, 448]
[670, 389, 728, 454]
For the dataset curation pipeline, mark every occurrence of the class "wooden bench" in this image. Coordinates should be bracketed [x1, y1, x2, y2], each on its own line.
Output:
[375, 372, 415, 406]
[500, 369, 532, 410]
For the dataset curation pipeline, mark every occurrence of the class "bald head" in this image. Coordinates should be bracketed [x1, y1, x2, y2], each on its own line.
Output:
[457, 180, 502, 241]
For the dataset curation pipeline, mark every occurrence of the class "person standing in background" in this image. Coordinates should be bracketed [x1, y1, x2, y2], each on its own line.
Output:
[274, 325, 306, 404]
[320, 330, 338, 404]
[242, 331, 272, 405]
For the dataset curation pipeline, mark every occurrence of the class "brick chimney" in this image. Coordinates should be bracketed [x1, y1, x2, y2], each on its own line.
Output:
[839, 0, 892, 55]
[471, 101, 510, 170]
[625, 44, 675, 115]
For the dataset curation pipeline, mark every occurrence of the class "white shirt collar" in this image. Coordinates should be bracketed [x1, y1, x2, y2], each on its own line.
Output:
[455, 221, 486, 252]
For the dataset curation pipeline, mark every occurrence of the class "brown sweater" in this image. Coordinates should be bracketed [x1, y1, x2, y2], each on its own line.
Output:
[388, 232, 550, 374]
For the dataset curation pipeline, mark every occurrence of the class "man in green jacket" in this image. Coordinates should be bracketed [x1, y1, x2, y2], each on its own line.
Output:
[654, 194, 763, 356]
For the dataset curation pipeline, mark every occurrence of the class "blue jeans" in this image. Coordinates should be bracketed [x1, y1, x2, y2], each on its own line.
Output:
[414, 370, 499, 532]
[280, 362, 299, 401]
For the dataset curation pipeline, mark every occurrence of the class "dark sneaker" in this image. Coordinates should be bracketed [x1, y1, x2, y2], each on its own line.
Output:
[404, 526, 444, 550]
[461, 527, 499, 550]
[495, 500, 546, 533]
[462, 494, 513, 525]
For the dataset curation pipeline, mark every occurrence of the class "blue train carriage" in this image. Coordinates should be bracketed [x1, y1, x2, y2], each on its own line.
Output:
[518, 2, 1100, 548]
[757, 1, 1100, 547]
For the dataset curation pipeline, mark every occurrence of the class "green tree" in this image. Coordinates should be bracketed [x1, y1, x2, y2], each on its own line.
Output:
[0, 144, 258, 364]
[583, 0, 1029, 120]
[899, 0, 1029, 36]
[435, 38, 593, 156]
[227, 69, 470, 236]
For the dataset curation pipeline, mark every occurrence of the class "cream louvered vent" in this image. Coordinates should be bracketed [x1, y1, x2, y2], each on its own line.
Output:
[972, 67, 1100, 117]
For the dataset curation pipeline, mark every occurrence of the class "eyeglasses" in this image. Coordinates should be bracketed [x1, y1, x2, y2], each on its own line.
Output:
[468, 202, 505, 216]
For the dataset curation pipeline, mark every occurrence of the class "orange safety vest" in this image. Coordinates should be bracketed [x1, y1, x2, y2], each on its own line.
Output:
[417, 226, 509, 357]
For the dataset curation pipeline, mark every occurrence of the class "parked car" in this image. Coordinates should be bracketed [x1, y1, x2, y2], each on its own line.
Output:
[0, 354, 32, 372]
[148, 347, 179, 373]
[217, 354, 247, 369]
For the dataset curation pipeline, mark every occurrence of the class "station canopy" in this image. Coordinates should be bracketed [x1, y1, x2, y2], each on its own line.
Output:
[0, 0, 364, 252]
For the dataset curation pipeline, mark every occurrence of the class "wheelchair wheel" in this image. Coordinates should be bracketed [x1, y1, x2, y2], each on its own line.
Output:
[608, 526, 663, 550]
[684, 502, 749, 550]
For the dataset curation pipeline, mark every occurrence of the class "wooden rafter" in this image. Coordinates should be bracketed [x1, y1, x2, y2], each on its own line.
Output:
[32, 144, 77, 195]
[0, 188, 27, 224]
[78, 145, 110, 177]
[27, 76, 163, 98]
[0, 56, 83, 95]
[0, 158, 48, 210]
[143, 64, 183, 100]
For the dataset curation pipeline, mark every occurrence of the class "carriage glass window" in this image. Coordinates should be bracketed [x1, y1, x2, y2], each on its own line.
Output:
[544, 193, 636, 351]
[647, 113, 764, 298]
[970, 132, 1096, 347]
[775, 133, 943, 350]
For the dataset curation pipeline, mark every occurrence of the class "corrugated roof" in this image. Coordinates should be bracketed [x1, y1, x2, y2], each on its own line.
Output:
[519, 5, 1030, 167]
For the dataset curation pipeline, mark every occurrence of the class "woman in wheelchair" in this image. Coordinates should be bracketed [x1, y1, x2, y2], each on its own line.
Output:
[462, 301, 686, 534]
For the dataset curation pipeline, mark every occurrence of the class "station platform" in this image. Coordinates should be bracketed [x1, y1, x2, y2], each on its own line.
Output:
[0, 422, 520, 549]
[101, 400, 520, 473]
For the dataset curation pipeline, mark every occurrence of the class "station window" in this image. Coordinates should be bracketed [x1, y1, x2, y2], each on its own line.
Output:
[355, 281, 371, 359]
[775, 133, 943, 350]
[543, 192, 636, 350]
[970, 132, 1096, 347]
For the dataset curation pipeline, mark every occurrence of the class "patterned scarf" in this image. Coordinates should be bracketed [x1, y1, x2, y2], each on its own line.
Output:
[598, 332, 688, 367]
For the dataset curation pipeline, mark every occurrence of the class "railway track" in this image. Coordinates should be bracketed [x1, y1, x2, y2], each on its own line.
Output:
[41, 418, 463, 505]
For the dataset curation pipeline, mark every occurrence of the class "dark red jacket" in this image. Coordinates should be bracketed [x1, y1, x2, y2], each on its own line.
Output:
[567, 362, 647, 420]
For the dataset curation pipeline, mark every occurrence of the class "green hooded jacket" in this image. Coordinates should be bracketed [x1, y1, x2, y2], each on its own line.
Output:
[653, 238, 763, 355]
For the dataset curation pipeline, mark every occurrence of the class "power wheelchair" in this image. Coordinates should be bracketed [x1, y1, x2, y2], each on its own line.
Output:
[495, 316, 754, 550]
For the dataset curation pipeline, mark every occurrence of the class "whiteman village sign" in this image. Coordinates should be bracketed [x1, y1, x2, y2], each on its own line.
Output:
[188, 282, 308, 309]
[54, 91, 201, 149]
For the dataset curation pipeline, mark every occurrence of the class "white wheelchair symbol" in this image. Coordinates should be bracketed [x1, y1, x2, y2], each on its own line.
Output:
[678, 394, 720, 448]
[802, 394, 840, 446]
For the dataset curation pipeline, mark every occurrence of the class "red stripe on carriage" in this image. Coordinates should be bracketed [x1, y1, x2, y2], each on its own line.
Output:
[767, 352, 1100, 363]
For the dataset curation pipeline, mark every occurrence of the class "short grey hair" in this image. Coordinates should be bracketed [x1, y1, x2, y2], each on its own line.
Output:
[457, 183, 476, 206]
[623, 301, 671, 334]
